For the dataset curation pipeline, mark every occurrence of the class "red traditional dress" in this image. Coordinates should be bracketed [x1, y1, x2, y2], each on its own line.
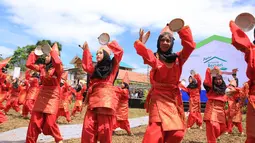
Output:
[226, 95, 244, 134]
[0, 81, 10, 110]
[180, 74, 203, 129]
[22, 70, 39, 117]
[81, 41, 123, 143]
[229, 20, 255, 143]
[203, 68, 227, 143]
[57, 73, 72, 122]
[113, 86, 131, 135]
[25, 43, 63, 143]
[0, 58, 11, 109]
[71, 85, 86, 116]
[135, 25, 195, 143]
[18, 80, 29, 105]
[4, 83, 21, 113]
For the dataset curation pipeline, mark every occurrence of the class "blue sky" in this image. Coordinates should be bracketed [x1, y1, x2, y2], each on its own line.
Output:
[0, 0, 254, 73]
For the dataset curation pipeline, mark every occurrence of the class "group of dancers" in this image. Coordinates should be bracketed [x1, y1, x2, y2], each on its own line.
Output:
[0, 18, 254, 143]
[0, 61, 88, 123]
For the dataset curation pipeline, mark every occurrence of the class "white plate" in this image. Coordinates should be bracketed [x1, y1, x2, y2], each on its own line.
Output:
[169, 18, 185, 32]
[98, 33, 110, 45]
[34, 45, 44, 56]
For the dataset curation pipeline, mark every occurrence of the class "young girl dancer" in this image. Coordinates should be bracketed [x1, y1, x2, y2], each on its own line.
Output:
[80, 39, 123, 143]
[134, 22, 196, 143]
[25, 43, 63, 143]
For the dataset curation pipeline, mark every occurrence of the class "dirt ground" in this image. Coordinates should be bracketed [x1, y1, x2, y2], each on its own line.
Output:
[0, 103, 147, 132]
[0, 104, 247, 143]
[64, 122, 246, 143]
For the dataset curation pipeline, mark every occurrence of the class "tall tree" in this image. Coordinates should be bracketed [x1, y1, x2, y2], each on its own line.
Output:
[9, 40, 62, 71]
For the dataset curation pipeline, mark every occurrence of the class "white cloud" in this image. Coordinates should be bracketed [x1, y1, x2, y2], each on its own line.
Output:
[2, 0, 255, 51]
[0, 46, 14, 58]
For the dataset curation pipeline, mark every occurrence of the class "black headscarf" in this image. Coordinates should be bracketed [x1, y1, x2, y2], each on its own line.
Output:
[187, 76, 198, 89]
[232, 74, 239, 87]
[1, 64, 9, 73]
[122, 82, 129, 90]
[12, 79, 19, 89]
[212, 75, 227, 95]
[203, 83, 211, 93]
[91, 50, 113, 79]
[155, 32, 178, 63]
[32, 72, 40, 79]
[76, 84, 82, 92]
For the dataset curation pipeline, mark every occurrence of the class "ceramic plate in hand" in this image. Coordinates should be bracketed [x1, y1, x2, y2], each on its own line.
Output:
[42, 43, 51, 55]
[235, 13, 255, 32]
[169, 18, 185, 32]
[98, 33, 110, 45]
[34, 45, 44, 56]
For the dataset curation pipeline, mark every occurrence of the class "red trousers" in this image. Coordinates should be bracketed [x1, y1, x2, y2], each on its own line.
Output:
[187, 112, 202, 128]
[4, 99, 20, 113]
[22, 99, 35, 117]
[246, 102, 255, 143]
[0, 111, 7, 124]
[71, 106, 82, 116]
[81, 109, 114, 143]
[57, 108, 71, 122]
[142, 122, 184, 143]
[113, 120, 131, 134]
[26, 111, 63, 143]
[205, 121, 226, 143]
[227, 121, 242, 133]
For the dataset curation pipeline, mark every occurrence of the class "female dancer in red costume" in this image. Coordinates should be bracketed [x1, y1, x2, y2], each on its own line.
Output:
[18, 79, 29, 106]
[225, 79, 244, 135]
[113, 72, 133, 136]
[203, 67, 227, 143]
[0, 58, 10, 124]
[4, 78, 21, 114]
[25, 43, 63, 143]
[22, 70, 40, 118]
[134, 22, 196, 143]
[229, 20, 255, 143]
[71, 82, 86, 116]
[180, 71, 203, 130]
[80, 39, 123, 143]
[0, 58, 11, 110]
[57, 72, 72, 122]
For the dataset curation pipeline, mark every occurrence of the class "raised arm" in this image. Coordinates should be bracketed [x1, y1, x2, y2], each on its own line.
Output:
[107, 40, 123, 64]
[203, 68, 212, 89]
[50, 43, 63, 79]
[26, 52, 40, 72]
[177, 26, 196, 66]
[178, 82, 189, 93]
[81, 42, 94, 74]
[229, 21, 252, 53]
[194, 73, 202, 88]
[134, 40, 158, 69]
